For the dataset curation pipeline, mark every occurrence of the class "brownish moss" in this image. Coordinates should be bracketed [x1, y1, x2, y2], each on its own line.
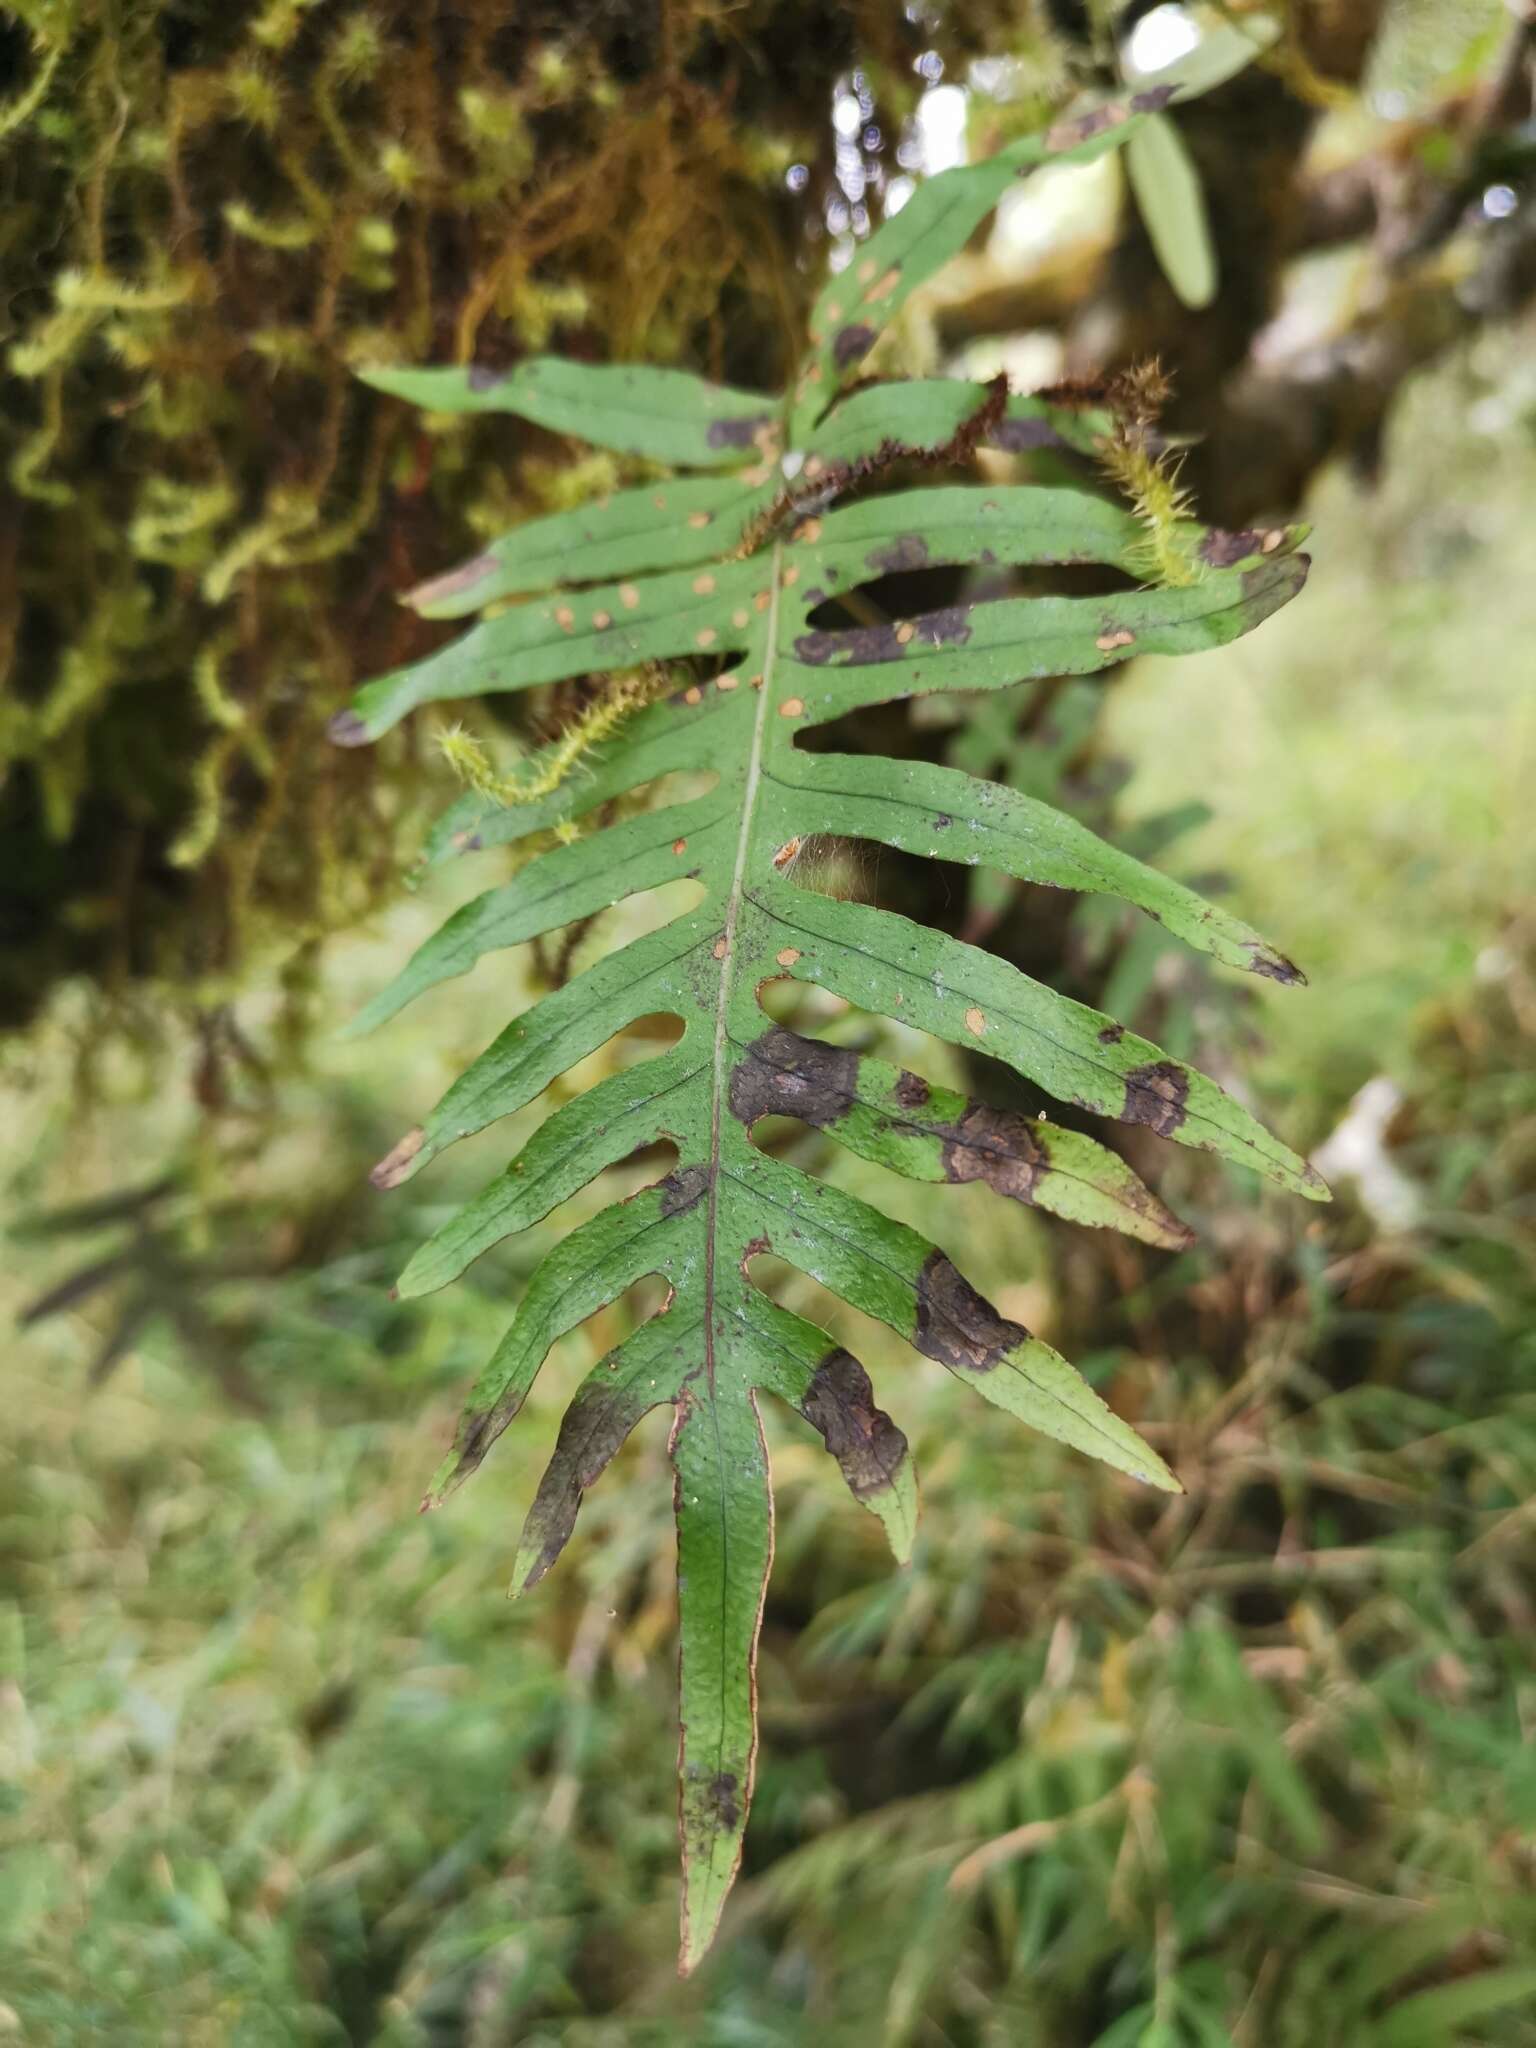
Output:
[0, 0, 976, 1043]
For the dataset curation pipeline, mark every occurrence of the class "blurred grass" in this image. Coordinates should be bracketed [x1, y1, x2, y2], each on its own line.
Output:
[4, 336, 1536, 2045]
[1107, 343, 1536, 1130]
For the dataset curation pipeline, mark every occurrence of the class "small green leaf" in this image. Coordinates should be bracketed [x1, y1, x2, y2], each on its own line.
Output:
[345, 793, 727, 1037]
[331, 556, 765, 745]
[784, 550, 1309, 722]
[778, 745, 1302, 983]
[397, 1051, 698, 1297]
[407, 474, 775, 619]
[359, 358, 778, 469]
[1125, 112, 1218, 311]
[791, 91, 1176, 438]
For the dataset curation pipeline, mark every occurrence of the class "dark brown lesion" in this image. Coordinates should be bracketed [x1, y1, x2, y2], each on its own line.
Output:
[833, 323, 876, 369]
[1246, 941, 1305, 986]
[793, 603, 973, 668]
[518, 1375, 664, 1590]
[988, 415, 1070, 453]
[707, 1770, 741, 1832]
[913, 1249, 1026, 1372]
[658, 1162, 713, 1216]
[894, 1069, 931, 1109]
[801, 1348, 909, 1502]
[728, 1027, 859, 1129]
[705, 413, 773, 449]
[1199, 527, 1268, 567]
[1121, 1060, 1190, 1136]
[683, 1764, 742, 1840]
[937, 1101, 1048, 1204]
[864, 534, 930, 575]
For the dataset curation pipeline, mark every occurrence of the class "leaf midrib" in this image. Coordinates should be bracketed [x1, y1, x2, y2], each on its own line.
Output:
[704, 540, 782, 1394]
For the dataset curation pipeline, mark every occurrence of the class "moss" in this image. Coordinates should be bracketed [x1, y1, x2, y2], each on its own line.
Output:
[0, 0, 990, 1043]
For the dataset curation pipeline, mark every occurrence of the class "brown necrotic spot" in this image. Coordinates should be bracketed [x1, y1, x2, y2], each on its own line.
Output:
[833, 323, 876, 369]
[729, 1027, 858, 1130]
[1200, 527, 1267, 568]
[988, 415, 1068, 453]
[1046, 102, 1126, 150]
[913, 1251, 1026, 1373]
[466, 364, 510, 390]
[864, 533, 930, 575]
[658, 1163, 712, 1216]
[518, 1374, 664, 1591]
[1246, 942, 1305, 986]
[794, 604, 972, 668]
[1098, 1023, 1125, 1046]
[1121, 1061, 1190, 1137]
[894, 1069, 931, 1109]
[801, 1349, 909, 1502]
[707, 1771, 741, 1832]
[706, 414, 773, 449]
[937, 1103, 1047, 1205]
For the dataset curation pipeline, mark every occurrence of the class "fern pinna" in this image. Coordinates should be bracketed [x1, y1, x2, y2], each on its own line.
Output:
[333, 93, 1325, 1971]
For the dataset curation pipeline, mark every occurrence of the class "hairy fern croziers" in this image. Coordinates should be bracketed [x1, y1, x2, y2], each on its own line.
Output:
[333, 92, 1325, 1971]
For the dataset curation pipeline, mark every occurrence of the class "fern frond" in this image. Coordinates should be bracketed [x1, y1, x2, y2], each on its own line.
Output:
[336, 90, 1324, 1974]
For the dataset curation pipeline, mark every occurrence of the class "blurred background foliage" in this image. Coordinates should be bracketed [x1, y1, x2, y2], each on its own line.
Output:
[4, 0, 1536, 2042]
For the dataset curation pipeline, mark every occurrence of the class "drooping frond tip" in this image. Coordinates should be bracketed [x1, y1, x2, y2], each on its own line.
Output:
[335, 90, 1322, 1973]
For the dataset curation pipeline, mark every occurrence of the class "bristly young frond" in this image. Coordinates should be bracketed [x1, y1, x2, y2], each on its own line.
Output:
[334, 91, 1325, 1975]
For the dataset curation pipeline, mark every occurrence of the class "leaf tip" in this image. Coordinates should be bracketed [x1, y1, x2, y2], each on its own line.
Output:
[327, 707, 373, 748]
[405, 553, 500, 617]
[370, 1126, 425, 1190]
[1247, 941, 1307, 988]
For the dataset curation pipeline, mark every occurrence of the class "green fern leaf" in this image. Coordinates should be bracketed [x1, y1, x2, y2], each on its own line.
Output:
[335, 93, 1324, 1972]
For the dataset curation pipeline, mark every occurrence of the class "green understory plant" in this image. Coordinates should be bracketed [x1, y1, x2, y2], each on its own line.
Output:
[333, 90, 1325, 1971]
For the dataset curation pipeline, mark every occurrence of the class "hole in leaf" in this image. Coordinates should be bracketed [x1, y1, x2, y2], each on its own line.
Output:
[803, 560, 1140, 638]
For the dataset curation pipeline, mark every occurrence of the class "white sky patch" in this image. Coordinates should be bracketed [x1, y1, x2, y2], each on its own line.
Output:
[1123, 3, 1202, 80]
[990, 156, 1120, 270]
